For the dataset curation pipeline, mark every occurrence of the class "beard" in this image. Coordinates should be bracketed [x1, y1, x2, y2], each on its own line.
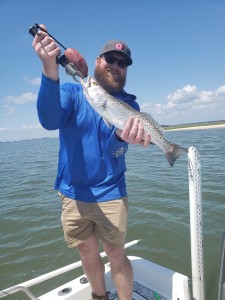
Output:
[94, 64, 126, 94]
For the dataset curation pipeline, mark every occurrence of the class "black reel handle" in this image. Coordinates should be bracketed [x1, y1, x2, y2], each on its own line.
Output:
[28, 23, 88, 79]
[29, 25, 38, 37]
[28, 23, 67, 66]
[28, 23, 67, 50]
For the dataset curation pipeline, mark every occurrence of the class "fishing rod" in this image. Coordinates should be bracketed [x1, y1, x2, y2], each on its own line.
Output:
[29, 23, 88, 81]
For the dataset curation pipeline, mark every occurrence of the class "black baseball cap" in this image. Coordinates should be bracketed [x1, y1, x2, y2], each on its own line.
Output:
[99, 40, 133, 66]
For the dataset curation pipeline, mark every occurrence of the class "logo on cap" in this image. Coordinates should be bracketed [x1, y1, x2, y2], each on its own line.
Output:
[115, 43, 124, 51]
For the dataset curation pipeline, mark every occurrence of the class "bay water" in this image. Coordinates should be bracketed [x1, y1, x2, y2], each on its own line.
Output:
[0, 128, 224, 300]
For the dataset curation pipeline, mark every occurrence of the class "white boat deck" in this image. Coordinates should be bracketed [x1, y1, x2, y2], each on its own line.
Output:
[39, 256, 191, 300]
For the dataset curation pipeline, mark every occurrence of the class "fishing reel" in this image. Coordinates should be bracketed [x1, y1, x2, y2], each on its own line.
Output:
[29, 23, 88, 81]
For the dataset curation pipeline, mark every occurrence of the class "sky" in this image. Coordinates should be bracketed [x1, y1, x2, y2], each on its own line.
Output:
[0, 0, 225, 142]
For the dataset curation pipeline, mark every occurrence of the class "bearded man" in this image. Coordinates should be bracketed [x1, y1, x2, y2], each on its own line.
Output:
[32, 25, 151, 300]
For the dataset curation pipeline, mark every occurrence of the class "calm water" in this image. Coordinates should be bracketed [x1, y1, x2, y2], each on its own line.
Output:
[0, 128, 224, 300]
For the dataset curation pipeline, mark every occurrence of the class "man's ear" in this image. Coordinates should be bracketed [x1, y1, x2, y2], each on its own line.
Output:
[96, 56, 101, 66]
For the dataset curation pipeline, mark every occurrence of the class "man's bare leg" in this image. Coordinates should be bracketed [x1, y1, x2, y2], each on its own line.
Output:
[103, 243, 133, 300]
[77, 235, 107, 297]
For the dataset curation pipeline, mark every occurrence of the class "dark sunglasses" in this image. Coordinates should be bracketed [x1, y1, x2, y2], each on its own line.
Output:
[101, 53, 128, 69]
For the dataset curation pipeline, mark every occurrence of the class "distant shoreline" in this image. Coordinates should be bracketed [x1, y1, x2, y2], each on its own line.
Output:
[165, 123, 225, 131]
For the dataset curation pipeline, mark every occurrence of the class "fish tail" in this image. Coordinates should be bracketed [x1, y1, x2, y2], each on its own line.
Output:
[165, 143, 188, 167]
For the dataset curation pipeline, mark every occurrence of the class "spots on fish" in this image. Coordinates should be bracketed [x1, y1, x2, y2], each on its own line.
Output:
[82, 76, 187, 166]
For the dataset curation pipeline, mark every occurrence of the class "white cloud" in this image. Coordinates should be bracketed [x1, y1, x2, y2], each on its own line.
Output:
[0, 124, 58, 142]
[0, 124, 41, 132]
[24, 76, 41, 86]
[2, 92, 37, 116]
[3, 104, 17, 116]
[4, 92, 37, 104]
[21, 124, 41, 130]
[141, 84, 225, 125]
[167, 85, 198, 105]
[0, 127, 8, 132]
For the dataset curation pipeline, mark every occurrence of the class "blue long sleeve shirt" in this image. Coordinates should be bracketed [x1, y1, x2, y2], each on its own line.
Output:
[37, 74, 140, 202]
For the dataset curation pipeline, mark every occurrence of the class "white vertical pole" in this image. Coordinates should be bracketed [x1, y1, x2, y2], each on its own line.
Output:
[188, 147, 205, 300]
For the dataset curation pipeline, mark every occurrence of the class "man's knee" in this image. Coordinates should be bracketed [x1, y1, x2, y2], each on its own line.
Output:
[77, 235, 99, 257]
[103, 244, 126, 262]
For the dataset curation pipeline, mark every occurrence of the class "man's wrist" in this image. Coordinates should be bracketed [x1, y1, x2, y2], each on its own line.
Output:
[43, 64, 59, 82]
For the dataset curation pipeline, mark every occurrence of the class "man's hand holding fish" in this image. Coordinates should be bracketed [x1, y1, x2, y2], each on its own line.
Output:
[115, 116, 151, 147]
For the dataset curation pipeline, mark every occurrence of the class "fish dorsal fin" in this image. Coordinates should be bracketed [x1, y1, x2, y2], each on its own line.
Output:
[141, 112, 164, 136]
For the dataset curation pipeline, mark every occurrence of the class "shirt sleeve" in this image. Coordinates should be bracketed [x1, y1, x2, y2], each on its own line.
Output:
[37, 73, 62, 130]
[37, 74, 78, 130]
[104, 128, 128, 158]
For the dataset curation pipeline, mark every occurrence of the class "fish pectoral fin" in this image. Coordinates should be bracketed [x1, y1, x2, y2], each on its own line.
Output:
[103, 118, 113, 128]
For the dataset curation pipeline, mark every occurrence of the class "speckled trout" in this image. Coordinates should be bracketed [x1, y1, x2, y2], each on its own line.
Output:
[81, 76, 187, 166]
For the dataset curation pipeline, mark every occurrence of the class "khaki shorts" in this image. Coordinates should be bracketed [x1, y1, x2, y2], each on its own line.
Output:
[59, 192, 128, 248]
